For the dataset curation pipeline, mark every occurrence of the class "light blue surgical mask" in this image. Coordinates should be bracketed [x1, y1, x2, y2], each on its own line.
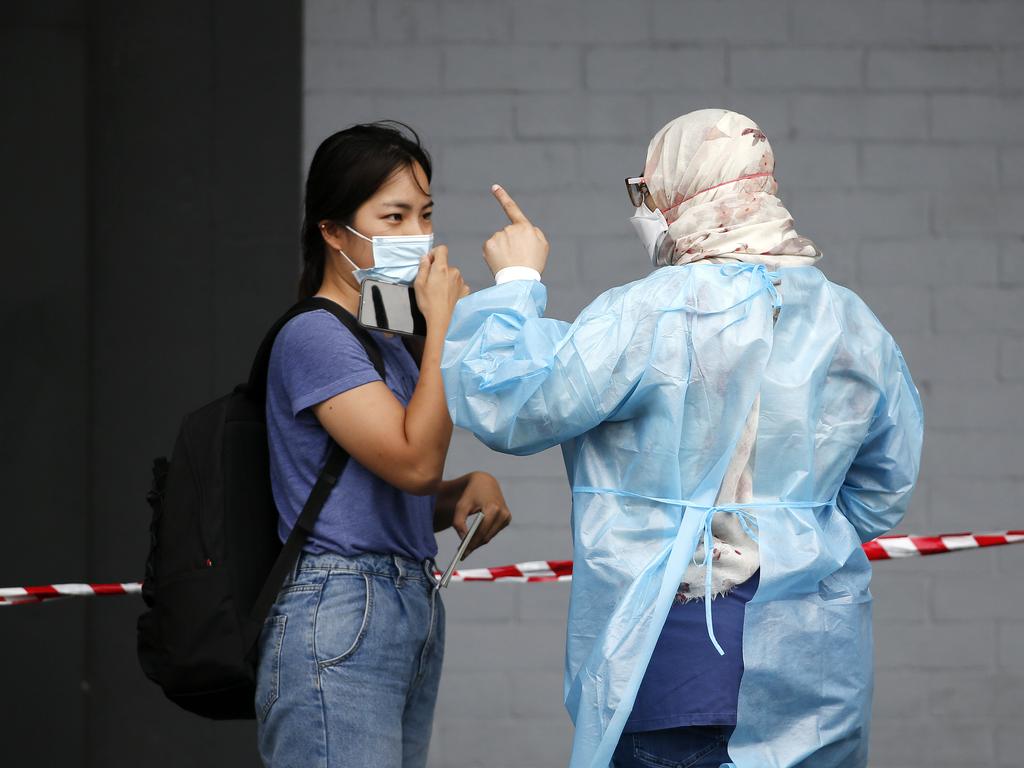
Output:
[340, 225, 434, 285]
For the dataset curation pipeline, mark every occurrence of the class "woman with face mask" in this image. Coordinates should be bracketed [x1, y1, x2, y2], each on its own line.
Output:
[256, 122, 512, 768]
[441, 110, 924, 768]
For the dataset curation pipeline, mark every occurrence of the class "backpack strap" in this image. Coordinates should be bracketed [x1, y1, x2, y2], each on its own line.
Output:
[245, 296, 387, 648]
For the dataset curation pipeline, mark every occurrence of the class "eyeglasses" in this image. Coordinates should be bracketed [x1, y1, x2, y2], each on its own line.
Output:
[625, 176, 649, 208]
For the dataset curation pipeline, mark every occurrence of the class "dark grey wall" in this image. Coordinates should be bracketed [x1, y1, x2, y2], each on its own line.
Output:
[1, 3, 91, 763]
[0, 2, 301, 765]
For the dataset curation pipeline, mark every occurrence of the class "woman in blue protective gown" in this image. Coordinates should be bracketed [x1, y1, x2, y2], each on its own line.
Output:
[440, 109, 924, 768]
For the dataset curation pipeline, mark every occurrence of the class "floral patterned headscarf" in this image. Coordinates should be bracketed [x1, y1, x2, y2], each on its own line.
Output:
[644, 109, 821, 268]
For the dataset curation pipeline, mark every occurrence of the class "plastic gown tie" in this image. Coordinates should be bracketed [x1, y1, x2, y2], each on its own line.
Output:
[573, 489, 835, 659]
[696, 505, 760, 656]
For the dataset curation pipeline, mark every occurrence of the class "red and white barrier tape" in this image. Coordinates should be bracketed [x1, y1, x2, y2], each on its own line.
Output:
[443, 559, 575, 584]
[2, 531, 1021, 604]
[864, 530, 1024, 560]
[0, 582, 141, 606]
[445, 530, 1024, 583]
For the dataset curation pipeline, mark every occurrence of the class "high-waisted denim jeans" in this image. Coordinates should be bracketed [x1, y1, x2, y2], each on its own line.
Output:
[255, 551, 445, 768]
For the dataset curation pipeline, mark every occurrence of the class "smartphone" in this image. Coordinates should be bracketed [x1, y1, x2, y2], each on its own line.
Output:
[358, 278, 427, 337]
[438, 511, 484, 588]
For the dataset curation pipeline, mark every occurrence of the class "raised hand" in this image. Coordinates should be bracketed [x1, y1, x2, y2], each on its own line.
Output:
[482, 184, 549, 277]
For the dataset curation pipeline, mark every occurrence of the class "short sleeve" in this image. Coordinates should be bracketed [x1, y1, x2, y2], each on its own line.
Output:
[272, 310, 382, 417]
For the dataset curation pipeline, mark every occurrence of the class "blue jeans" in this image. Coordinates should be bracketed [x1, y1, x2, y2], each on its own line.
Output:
[612, 725, 734, 768]
[255, 551, 445, 768]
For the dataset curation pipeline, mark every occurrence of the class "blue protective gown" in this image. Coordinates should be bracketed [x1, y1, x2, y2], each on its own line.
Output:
[441, 263, 924, 768]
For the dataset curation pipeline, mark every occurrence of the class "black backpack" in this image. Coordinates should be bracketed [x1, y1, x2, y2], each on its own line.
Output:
[137, 297, 385, 719]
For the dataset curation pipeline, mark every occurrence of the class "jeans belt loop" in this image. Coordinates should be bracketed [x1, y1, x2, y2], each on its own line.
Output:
[426, 557, 441, 591]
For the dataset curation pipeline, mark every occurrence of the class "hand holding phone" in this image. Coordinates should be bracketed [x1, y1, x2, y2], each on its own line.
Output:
[438, 511, 484, 588]
[358, 278, 428, 337]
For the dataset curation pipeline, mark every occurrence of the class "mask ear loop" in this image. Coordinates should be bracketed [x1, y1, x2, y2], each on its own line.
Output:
[345, 224, 374, 243]
[338, 248, 360, 273]
[344, 226, 374, 278]
[319, 223, 369, 279]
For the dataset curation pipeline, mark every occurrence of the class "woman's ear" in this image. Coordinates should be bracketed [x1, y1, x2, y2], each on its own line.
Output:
[318, 220, 346, 252]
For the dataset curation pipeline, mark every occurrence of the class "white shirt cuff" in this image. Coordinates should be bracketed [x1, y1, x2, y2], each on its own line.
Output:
[494, 266, 542, 285]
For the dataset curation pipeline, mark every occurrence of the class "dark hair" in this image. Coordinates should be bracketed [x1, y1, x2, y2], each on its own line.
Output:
[299, 121, 433, 299]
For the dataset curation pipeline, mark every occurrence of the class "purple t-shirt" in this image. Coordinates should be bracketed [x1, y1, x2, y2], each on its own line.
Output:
[266, 309, 438, 560]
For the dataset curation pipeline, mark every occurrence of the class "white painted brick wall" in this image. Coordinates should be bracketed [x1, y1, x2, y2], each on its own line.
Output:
[302, 1, 1024, 765]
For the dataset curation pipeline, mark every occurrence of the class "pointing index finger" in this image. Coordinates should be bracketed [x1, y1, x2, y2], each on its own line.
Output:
[491, 184, 529, 225]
